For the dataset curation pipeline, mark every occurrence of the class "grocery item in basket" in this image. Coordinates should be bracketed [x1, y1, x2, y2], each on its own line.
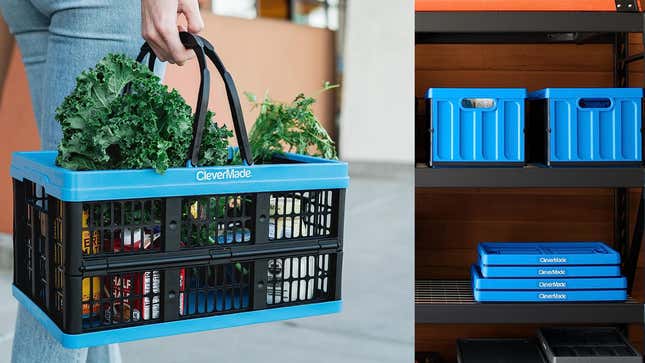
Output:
[266, 256, 317, 304]
[81, 210, 100, 255]
[103, 273, 143, 323]
[180, 265, 250, 315]
[184, 199, 252, 245]
[112, 227, 161, 252]
[142, 271, 160, 320]
[179, 268, 185, 315]
[81, 277, 101, 318]
[269, 196, 307, 239]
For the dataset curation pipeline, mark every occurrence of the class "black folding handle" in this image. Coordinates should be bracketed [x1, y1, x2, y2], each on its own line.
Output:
[135, 32, 253, 166]
[198, 36, 253, 166]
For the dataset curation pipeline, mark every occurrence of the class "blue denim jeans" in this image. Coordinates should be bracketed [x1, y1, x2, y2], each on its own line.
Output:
[0, 0, 164, 361]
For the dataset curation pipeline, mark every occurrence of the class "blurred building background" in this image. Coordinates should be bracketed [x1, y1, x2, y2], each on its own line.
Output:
[0, 1, 414, 361]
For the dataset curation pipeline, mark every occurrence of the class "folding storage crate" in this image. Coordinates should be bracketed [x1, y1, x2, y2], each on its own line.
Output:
[537, 327, 642, 363]
[10, 34, 349, 348]
[426, 88, 527, 167]
[527, 88, 643, 166]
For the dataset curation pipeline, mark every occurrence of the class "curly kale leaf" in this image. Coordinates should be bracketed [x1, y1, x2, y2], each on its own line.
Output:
[55, 53, 231, 173]
[242, 82, 339, 163]
[199, 111, 234, 166]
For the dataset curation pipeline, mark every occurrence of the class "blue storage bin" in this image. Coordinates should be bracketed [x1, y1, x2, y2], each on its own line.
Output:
[527, 88, 643, 166]
[426, 88, 527, 166]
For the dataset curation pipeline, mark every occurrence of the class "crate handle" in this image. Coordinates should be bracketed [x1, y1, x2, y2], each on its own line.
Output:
[578, 98, 612, 109]
[198, 35, 253, 167]
[135, 32, 253, 167]
[461, 98, 496, 109]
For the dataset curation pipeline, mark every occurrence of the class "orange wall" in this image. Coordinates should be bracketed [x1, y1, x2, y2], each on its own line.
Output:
[0, 13, 336, 234]
[0, 15, 13, 102]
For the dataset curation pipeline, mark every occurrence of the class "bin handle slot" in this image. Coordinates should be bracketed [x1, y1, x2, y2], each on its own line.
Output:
[578, 98, 612, 109]
[461, 98, 496, 109]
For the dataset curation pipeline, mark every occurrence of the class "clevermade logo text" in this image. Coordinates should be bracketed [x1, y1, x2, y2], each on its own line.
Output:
[539, 293, 567, 300]
[539, 257, 567, 264]
[538, 281, 566, 289]
[196, 168, 252, 182]
[538, 269, 566, 276]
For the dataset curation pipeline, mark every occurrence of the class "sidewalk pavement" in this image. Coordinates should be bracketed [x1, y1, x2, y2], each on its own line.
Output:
[0, 272, 17, 363]
[0, 163, 414, 363]
[0, 233, 10, 272]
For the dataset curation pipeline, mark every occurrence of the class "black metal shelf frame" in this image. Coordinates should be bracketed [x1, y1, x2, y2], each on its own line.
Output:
[415, 11, 645, 325]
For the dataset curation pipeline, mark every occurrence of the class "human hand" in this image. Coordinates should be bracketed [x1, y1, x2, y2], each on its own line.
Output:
[141, 0, 205, 65]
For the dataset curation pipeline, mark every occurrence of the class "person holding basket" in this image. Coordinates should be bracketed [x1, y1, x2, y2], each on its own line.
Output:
[0, 0, 204, 361]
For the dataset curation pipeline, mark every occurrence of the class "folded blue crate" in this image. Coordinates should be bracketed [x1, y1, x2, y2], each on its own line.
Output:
[478, 242, 621, 266]
[426, 88, 527, 166]
[478, 263, 621, 278]
[473, 289, 627, 302]
[471, 265, 627, 290]
[527, 88, 643, 165]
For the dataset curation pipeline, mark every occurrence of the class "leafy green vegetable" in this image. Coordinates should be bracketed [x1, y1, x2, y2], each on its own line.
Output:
[241, 82, 339, 163]
[56, 54, 232, 173]
[198, 111, 233, 166]
[181, 196, 251, 247]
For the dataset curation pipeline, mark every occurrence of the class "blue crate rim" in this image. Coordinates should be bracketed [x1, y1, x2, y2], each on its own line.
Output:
[426, 87, 528, 100]
[11, 151, 349, 202]
[13, 285, 342, 349]
[528, 87, 644, 100]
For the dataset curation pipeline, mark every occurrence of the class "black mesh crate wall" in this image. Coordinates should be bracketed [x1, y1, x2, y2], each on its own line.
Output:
[13, 179, 345, 272]
[15, 244, 341, 334]
[12, 178, 344, 334]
